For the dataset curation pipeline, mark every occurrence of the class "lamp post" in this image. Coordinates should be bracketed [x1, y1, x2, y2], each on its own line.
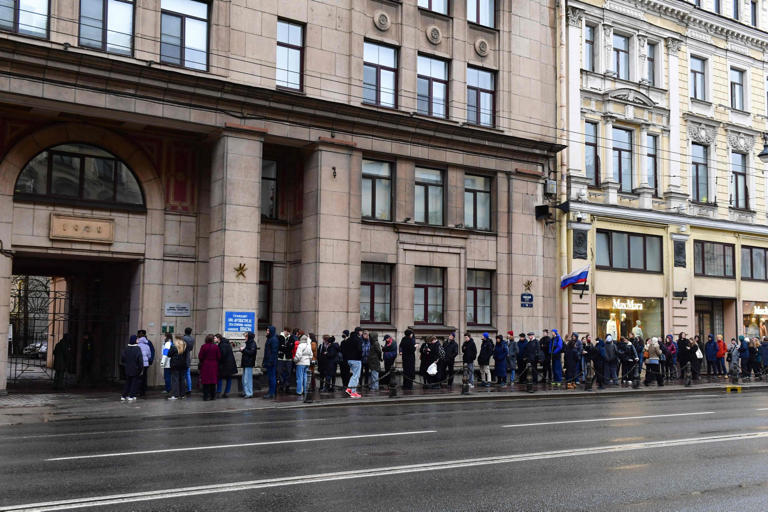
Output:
[758, 133, 768, 163]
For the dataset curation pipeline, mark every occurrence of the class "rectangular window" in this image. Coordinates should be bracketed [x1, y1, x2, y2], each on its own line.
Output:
[715, 0, 722, 12]
[414, 266, 443, 324]
[596, 229, 662, 272]
[79, 0, 133, 54]
[417, 55, 448, 119]
[695, 0, 701, 6]
[584, 25, 595, 72]
[647, 134, 658, 195]
[464, 174, 491, 230]
[261, 160, 277, 219]
[467, 67, 495, 127]
[585, 121, 599, 187]
[276, 20, 303, 90]
[612, 127, 633, 193]
[418, 0, 448, 14]
[694, 241, 735, 278]
[743, 246, 768, 280]
[160, 0, 208, 70]
[613, 34, 630, 80]
[258, 262, 272, 324]
[734, 0, 740, 19]
[361, 263, 392, 323]
[414, 168, 443, 226]
[751, 0, 758, 25]
[467, 269, 492, 325]
[363, 41, 397, 108]
[467, 0, 494, 27]
[732, 152, 748, 210]
[647, 43, 656, 86]
[690, 57, 706, 101]
[362, 159, 392, 221]
[730, 68, 744, 110]
[691, 143, 709, 203]
[0, 0, 48, 37]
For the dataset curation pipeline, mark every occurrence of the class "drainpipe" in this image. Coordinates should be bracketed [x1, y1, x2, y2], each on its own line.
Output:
[556, 0, 569, 333]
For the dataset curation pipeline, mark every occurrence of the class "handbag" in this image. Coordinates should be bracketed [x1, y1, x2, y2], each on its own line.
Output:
[643, 350, 649, 359]
[427, 362, 438, 375]
[695, 347, 704, 360]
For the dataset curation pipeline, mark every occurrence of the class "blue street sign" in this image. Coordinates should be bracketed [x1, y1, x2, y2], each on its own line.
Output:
[224, 311, 255, 332]
[521, 293, 534, 308]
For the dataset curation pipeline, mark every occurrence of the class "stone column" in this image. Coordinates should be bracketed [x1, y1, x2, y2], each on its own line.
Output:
[666, 38, 683, 192]
[300, 139, 361, 335]
[636, 124, 654, 209]
[207, 126, 264, 336]
[601, 115, 619, 205]
[567, 7, 586, 198]
[603, 24, 615, 76]
[637, 34, 649, 85]
[0, 192, 12, 393]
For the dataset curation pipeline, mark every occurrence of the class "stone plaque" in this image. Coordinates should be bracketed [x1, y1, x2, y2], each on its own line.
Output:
[573, 230, 588, 260]
[49, 214, 114, 244]
[674, 240, 686, 268]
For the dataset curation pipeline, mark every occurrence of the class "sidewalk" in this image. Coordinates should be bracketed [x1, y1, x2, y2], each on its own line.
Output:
[2, 378, 767, 427]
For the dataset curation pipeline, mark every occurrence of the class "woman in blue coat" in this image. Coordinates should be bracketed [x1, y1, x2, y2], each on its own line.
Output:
[704, 334, 718, 376]
[492, 335, 509, 385]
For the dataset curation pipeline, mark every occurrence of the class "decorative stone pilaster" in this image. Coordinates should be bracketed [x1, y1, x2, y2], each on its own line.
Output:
[603, 24, 615, 76]
[666, 38, 683, 193]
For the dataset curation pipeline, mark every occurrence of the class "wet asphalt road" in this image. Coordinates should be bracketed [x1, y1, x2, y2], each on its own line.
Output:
[2, 391, 768, 511]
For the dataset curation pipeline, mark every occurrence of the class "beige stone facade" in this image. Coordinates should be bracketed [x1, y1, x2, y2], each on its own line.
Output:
[0, 0, 561, 393]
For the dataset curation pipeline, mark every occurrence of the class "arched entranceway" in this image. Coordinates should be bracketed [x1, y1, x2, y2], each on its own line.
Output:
[0, 123, 166, 393]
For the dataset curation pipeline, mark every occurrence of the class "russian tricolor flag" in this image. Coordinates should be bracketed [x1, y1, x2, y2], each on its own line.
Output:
[560, 265, 590, 289]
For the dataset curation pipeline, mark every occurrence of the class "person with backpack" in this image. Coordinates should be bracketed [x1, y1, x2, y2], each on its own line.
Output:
[120, 335, 143, 401]
[462, 333, 477, 388]
[239, 331, 258, 398]
[167, 336, 188, 400]
[442, 333, 459, 387]
[492, 335, 509, 386]
[294, 334, 313, 395]
[216, 335, 238, 398]
[643, 337, 664, 387]
[603, 334, 618, 385]
[136, 330, 154, 398]
[477, 333, 494, 387]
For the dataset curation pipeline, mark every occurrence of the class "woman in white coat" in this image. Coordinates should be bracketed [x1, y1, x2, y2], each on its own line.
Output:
[294, 335, 313, 395]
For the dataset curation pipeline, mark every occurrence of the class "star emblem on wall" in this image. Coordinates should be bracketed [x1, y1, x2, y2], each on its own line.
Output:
[234, 263, 247, 279]
[523, 280, 533, 292]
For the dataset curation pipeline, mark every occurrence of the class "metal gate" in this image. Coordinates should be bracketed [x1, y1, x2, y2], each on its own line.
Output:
[8, 275, 70, 383]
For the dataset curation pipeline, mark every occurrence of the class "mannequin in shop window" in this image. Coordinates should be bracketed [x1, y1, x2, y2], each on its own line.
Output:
[747, 317, 760, 339]
[620, 313, 629, 339]
[761, 319, 767, 339]
[606, 313, 619, 339]
[632, 320, 644, 339]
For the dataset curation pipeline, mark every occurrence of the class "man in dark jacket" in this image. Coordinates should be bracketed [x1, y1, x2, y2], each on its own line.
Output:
[240, 332, 258, 398]
[523, 332, 540, 384]
[477, 333, 494, 387]
[262, 326, 279, 399]
[183, 327, 195, 396]
[215, 335, 238, 398]
[517, 333, 528, 383]
[277, 328, 293, 393]
[539, 329, 552, 384]
[341, 327, 364, 398]
[367, 331, 383, 391]
[420, 337, 444, 388]
[443, 333, 459, 387]
[381, 334, 397, 387]
[318, 335, 339, 392]
[400, 330, 416, 390]
[603, 335, 619, 385]
[462, 333, 477, 387]
[53, 333, 73, 391]
[338, 330, 351, 387]
[120, 335, 143, 400]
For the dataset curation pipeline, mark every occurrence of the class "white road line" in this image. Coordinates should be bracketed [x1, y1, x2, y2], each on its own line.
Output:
[45, 430, 436, 461]
[756, 408, 768, 411]
[501, 411, 715, 428]
[7, 431, 768, 512]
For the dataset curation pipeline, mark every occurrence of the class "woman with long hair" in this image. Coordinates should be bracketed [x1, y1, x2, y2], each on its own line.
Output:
[167, 336, 188, 399]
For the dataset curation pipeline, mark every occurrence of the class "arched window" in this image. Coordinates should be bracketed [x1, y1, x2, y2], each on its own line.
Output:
[14, 143, 145, 210]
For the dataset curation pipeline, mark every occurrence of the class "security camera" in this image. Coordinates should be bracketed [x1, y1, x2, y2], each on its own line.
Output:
[576, 212, 584, 223]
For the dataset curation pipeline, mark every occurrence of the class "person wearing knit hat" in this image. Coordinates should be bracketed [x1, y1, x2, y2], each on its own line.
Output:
[477, 333, 494, 387]
[443, 332, 459, 387]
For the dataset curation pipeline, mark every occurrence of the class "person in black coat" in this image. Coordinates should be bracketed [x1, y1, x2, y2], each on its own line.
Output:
[420, 337, 444, 389]
[399, 330, 416, 390]
[318, 335, 339, 392]
[523, 332, 540, 384]
[239, 332, 258, 398]
[167, 336, 188, 399]
[477, 333, 494, 387]
[338, 330, 351, 388]
[381, 334, 398, 386]
[120, 335, 143, 400]
[442, 333, 459, 387]
[216, 335, 238, 398]
[462, 333, 477, 387]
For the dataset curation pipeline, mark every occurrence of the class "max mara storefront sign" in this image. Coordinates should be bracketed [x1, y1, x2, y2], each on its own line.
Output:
[612, 298, 644, 311]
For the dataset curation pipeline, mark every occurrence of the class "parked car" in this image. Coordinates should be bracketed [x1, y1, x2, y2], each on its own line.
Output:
[22, 341, 42, 356]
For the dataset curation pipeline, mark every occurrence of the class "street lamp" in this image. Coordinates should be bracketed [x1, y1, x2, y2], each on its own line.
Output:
[758, 133, 768, 163]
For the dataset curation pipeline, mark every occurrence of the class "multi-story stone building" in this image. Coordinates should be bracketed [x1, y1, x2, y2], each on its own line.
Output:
[0, 0, 562, 392]
[563, 0, 768, 341]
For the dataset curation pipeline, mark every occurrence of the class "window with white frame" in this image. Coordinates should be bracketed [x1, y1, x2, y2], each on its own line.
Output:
[276, 20, 303, 90]
[647, 134, 659, 195]
[467, 0, 494, 27]
[612, 127, 633, 193]
[647, 43, 657, 86]
[690, 56, 706, 101]
[731, 152, 748, 210]
[715, 0, 722, 13]
[418, 0, 448, 14]
[585, 121, 599, 187]
[730, 68, 745, 110]
[751, 0, 758, 26]
[733, 0, 740, 20]
[584, 24, 595, 72]
[613, 34, 630, 80]
[691, 143, 709, 203]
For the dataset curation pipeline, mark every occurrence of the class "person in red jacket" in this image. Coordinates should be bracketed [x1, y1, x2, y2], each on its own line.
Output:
[198, 334, 220, 401]
[715, 334, 728, 377]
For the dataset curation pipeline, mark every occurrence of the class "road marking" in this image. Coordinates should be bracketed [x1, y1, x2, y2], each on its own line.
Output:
[756, 408, 768, 411]
[501, 411, 715, 428]
[45, 430, 436, 461]
[8, 431, 768, 512]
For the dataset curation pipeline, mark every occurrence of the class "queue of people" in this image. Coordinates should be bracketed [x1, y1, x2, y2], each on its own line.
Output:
[120, 325, 768, 401]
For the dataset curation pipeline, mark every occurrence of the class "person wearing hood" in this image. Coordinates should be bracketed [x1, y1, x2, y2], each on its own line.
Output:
[341, 327, 363, 398]
[366, 331, 383, 391]
[738, 335, 750, 378]
[477, 333, 494, 387]
[492, 335, 509, 385]
[716, 335, 728, 377]
[294, 334, 314, 395]
[603, 334, 618, 385]
[216, 334, 238, 398]
[120, 335, 143, 400]
[705, 334, 718, 376]
[549, 329, 564, 386]
[318, 335, 339, 392]
[462, 333, 477, 387]
[136, 331, 153, 398]
[443, 333, 459, 387]
[239, 332, 258, 398]
[53, 333, 74, 391]
[400, 329, 416, 390]
[198, 334, 220, 401]
[381, 334, 397, 387]
[643, 337, 664, 387]
[262, 326, 279, 398]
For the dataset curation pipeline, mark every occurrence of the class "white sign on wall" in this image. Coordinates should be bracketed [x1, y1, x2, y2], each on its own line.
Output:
[164, 303, 191, 317]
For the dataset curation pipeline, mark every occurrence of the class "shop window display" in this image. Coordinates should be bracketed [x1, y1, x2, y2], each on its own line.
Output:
[743, 302, 768, 339]
[596, 296, 663, 340]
